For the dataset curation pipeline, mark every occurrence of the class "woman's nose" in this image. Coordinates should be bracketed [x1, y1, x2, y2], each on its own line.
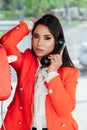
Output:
[37, 38, 43, 45]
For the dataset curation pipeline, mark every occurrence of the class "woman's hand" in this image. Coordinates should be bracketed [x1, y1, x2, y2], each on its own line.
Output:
[32, 14, 46, 24]
[47, 50, 63, 73]
[25, 14, 45, 30]
[32, 16, 41, 24]
[25, 16, 42, 30]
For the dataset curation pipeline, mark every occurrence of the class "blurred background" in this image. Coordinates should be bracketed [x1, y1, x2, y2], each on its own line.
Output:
[0, 0, 87, 130]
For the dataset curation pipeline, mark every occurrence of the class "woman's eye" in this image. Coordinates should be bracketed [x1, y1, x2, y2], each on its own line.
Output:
[33, 34, 39, 38]
[45, 37, 51, 40]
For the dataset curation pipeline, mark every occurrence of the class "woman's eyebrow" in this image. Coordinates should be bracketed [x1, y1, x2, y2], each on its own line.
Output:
[33, 32, 38, 34]
[33, 33, 53, 37]
[44, 34, 52, 37]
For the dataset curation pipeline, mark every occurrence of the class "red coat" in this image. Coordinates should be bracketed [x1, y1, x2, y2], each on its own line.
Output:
[0, 45, 11, 100]
[0, 22, 80, 130]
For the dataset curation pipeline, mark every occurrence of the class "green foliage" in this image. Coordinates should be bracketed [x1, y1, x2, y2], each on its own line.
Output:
[1, 0, 87, 20]
[23, 0, 60, 17]
[70, 0, 87, 7]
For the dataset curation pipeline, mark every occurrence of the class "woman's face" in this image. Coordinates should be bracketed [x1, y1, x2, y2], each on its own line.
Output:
[32, 25, 55, 60]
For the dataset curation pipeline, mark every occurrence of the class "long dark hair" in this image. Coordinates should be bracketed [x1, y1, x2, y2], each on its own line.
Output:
[31, 14, 74, 67]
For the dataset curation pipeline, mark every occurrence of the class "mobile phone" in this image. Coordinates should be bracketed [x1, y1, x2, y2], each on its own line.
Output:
[40, 39, 65, 68]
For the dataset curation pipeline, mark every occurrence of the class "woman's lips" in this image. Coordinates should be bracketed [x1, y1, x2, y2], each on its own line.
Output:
[36, 48, 44, 52]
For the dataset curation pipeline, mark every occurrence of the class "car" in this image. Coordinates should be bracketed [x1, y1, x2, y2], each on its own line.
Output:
[78, 42, 87, 68]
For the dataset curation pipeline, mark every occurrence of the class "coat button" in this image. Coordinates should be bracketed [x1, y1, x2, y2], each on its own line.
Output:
[19, 106, 23, 110]
[18, 121, 23, 125]
[19, 87, 23, 91]
[16, 27, 19, 29]
[49, 89, 53, 94]
[61, 123, 66, 127]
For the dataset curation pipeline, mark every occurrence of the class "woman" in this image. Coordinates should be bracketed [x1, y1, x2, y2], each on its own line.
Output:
[0, 14, 80, 130]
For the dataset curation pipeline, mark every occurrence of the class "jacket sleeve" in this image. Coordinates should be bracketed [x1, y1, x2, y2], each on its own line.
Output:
[45, 67, 80, 116]
[0, 21, 30, 71]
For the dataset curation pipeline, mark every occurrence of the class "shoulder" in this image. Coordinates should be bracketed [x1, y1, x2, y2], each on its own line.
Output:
[23, 48, 34, 59]
[23, 48, 38, 64]
[59, 67, 80, 74]
[58, 67, 80, 80]
[24, 48, 32, 55]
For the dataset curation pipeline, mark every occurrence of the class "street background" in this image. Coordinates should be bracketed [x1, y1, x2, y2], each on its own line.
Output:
[0, 0, 87, 129]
